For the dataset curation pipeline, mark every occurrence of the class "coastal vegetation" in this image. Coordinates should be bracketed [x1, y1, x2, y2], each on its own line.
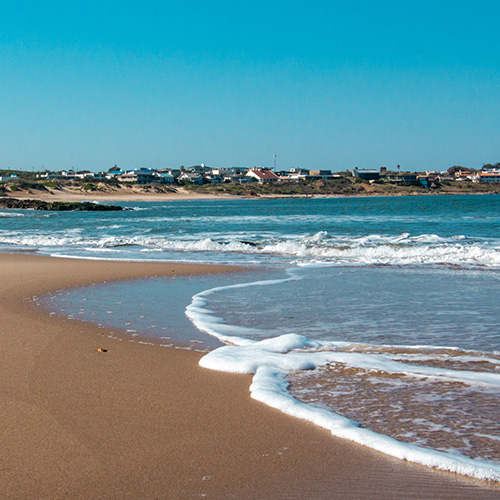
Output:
[182, 177, 500, 197]
[2, 177, 500, 199]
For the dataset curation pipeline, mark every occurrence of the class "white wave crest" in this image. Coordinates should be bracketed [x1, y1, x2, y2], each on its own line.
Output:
[2, 231, 500, 268]
[0, 211, 25, 218]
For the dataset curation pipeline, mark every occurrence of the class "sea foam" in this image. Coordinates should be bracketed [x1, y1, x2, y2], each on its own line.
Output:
[199, 335, 500, 481]
[187, 279, 500, 482]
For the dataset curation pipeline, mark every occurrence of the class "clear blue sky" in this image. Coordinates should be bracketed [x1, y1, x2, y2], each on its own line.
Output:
[1, 0, 499, 172]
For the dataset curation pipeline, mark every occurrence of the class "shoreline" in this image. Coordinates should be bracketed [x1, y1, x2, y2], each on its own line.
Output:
[1, 253, 499, 499]
[1, 185, 499, 203]
[0, 188, 239, 202]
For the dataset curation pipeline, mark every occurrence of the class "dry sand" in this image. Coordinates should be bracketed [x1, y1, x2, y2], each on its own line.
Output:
[1, 186, 237, 202]
[1, 253, 499, 499]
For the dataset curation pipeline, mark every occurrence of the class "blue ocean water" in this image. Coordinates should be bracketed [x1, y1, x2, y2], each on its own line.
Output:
[2, 195, 500, 266]
[3, 194, 500, 478]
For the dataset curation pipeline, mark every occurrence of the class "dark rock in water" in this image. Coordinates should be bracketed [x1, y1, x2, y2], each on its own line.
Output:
[240, 240, 259, 247]
[0, 198, 123, 211]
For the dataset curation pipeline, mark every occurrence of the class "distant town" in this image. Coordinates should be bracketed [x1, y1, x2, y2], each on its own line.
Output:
[2, 163, 500, 187]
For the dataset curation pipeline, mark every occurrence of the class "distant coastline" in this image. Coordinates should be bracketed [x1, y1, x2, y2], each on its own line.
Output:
[1, 178, 500, 203]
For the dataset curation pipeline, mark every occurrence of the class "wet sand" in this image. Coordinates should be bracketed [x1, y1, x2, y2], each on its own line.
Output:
[1, 253, 499, 499]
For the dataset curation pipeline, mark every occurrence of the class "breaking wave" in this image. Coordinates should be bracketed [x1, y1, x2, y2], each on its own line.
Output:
[1, 230, 500, 268]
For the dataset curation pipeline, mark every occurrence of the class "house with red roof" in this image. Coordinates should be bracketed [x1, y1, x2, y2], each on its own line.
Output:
[245, 168, 280, 183]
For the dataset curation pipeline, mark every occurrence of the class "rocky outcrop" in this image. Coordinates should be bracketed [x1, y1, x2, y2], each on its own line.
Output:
[0, 198, 123, 211]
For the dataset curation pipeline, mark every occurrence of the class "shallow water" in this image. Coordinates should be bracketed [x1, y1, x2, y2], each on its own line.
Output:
[288, 352, 500, 463]
[41, 271, 262, 350]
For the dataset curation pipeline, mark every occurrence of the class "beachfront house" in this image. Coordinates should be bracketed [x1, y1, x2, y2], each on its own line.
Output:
[37, 170, 77, 180]
[185, 164, 212, 174]
[352, 168, 380, 181]
[308, 170, 335, 180]
[454, 168, 474, 180]
[0, 174, 18, 182]
[107, 166, 125, 178]
[478, 172, 500, 183]
[204, 173, 223, 183]
[211, 168, 253, 183]
[382, 172, 419, 183]
[118, 168, 157, 184]
[154, 171, 175, 184]
[285, 168, 310, 181]
[417, 175, 430, 188]
[211, 167, 239, 176]
[178, 172, 204, 184]
[74, 171, 96, 179]
[234, 175, 256, 184]
[481, 163, 500, 174]
[245, 168, 280, 183]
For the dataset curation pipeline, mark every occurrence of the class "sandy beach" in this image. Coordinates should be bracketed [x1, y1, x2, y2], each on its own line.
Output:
[1, 185, 238, 202]
[1, 253, 499, 499]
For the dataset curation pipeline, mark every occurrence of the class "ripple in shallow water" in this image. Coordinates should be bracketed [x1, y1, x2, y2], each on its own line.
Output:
[288, 349, 500, 464]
